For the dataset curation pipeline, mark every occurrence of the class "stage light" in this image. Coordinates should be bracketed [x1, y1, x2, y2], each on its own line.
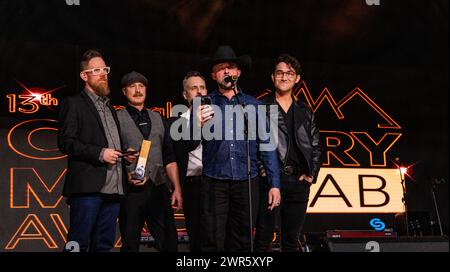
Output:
[400, 166, 408, 177]
[392, 158, 420, 236]
[393, 157, 417, 182]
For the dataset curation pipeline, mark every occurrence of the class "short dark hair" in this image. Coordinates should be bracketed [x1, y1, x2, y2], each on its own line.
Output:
[182, 71, 205, 91]
[80, 49, 103, 71]
[274, 54, 302, 75]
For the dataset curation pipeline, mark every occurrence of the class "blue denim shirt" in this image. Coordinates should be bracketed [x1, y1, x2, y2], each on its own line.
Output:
[201, 89, 280, 189]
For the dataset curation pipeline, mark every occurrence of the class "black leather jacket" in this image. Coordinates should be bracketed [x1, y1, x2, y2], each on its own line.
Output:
[262, 92, 322, 183]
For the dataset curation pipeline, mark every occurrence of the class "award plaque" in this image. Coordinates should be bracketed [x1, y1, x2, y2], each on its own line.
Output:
[132, 140, 152, 181]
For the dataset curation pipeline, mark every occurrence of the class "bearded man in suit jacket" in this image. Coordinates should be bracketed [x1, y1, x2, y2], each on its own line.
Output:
[58, 49, 125, 252]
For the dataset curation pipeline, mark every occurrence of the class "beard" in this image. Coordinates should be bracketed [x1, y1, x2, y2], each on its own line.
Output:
[91, 78, 110, 97]
[217, 80, 234, 90]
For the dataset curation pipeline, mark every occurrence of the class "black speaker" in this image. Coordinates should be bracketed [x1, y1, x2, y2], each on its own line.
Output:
[324, 236, 449, 252]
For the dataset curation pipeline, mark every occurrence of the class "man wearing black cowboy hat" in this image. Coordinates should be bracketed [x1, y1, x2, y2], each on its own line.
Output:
[195, 45, 281, 252]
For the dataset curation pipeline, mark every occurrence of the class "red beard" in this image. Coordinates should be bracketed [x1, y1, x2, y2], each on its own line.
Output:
[91, 79, 110, 97]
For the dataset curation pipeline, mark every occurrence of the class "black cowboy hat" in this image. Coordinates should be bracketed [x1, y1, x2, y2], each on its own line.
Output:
[203, 45, 252, 71]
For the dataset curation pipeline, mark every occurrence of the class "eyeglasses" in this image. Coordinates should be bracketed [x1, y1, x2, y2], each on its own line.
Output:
[274, 70, 297, 79]
[82, 66, 111, 76]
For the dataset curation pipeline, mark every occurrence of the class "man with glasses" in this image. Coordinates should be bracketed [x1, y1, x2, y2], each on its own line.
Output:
[58, 49, 125, 252]
[255, 54, 322, 252]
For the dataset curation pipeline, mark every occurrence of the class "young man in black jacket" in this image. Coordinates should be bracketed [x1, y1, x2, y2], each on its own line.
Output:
[255, 54, 322, 252]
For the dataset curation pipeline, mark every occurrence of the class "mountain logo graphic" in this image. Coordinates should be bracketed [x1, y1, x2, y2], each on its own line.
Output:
[256, 80, 401, 130]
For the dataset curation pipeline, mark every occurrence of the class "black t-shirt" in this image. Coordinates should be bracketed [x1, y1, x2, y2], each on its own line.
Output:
[125, 105, 176, 166]
[279, 102, 309, 174]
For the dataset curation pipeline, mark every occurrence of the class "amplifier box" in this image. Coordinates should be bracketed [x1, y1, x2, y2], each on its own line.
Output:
[324, 236, 448, 252]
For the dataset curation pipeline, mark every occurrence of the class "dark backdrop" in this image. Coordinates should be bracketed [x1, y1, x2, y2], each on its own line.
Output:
[0, 0, 448, 251]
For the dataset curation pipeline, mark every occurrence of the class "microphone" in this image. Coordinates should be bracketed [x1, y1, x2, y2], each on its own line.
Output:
[224, 75, 238, 84]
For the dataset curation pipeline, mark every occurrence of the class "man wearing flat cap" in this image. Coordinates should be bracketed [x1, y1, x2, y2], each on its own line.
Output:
[117, 71, 182, 252]
[195, 45, 281, 252]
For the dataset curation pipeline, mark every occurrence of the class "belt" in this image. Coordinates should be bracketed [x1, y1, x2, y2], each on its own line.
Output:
[185, 176, 202, 181]
[281, 165, 303, 176]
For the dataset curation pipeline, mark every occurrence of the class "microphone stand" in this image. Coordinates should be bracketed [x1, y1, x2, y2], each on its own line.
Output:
[391, 157, 410, 237]
[431, 178, 444, 236]
[230, 81, 254, 252]
[398, 164, 409, 236]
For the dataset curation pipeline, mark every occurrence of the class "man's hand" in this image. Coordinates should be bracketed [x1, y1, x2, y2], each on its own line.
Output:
[103, 148, 122, 165]
[123, 148, 138, 164]
[127, 171, 148, 186]
[171, 189, 183, 211]
[196, 105, 214, 127]
[299, 174, 313, 184]
[267, 187, 281, 211]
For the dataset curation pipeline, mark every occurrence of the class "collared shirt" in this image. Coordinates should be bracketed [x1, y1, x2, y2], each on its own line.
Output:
[85, 89, 123, 195]
[200, 89, 280, 188]
[125, 105, 176, 166]
[181, 109, 203, 177]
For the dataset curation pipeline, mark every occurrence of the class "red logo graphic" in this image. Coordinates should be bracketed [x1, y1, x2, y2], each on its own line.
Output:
[6, 80, 64, 114]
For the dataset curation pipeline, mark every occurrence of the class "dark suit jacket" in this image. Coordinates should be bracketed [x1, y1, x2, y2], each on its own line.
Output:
[57, 89, 126, 196]
[168, 115, 200, 186]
